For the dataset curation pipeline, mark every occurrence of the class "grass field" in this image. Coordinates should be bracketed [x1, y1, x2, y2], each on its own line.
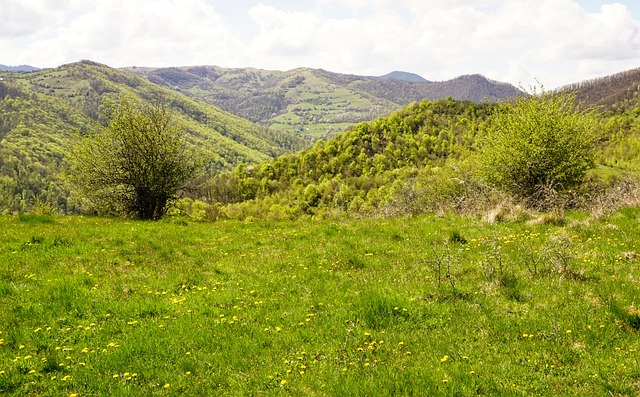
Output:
[1, 210, 639, 396]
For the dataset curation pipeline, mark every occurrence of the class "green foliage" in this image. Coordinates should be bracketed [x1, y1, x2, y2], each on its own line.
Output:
[0, 62, 307, 215]
[480, 89, 599, 205]
[204, 98, 494, 218]
[67, 96, 200, 219]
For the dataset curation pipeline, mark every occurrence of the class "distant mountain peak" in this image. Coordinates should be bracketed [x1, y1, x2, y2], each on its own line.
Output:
[378, 71, 429, 83]
[0, 64, 41, 72]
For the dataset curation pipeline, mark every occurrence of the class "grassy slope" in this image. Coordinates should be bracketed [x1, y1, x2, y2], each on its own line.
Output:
[1, 210, 639, 396]
[268, 69, 396, 138]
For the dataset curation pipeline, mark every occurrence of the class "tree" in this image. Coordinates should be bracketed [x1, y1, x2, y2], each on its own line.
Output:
[67, 96, 200, 219]
[479, 88, 598, 206]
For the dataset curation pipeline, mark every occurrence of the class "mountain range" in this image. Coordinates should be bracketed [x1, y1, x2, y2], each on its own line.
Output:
[125, 66, 522, 138]
[1, 60, 640, 215]
[0, 64, 41, 73]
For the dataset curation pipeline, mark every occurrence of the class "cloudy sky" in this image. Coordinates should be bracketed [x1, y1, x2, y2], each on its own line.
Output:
[1, 0, 639, 88]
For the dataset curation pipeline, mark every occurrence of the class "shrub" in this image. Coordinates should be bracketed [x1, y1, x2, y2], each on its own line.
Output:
[480, 88, 599, 208]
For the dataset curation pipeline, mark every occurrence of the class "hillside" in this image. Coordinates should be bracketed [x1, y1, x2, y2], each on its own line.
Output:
[0, 61, 307, 214]
[196, 98, 496, 220]
[193, 82, 640, 221]
[559, 66, 640, 110]
[555, 66, 640, 172]
[126, 66, 522, 138]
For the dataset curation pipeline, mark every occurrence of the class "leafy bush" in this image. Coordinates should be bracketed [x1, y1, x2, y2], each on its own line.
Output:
[480, 89, 599, 208]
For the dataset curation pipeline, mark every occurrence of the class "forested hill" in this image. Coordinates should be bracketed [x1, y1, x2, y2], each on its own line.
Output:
[196, 81, 640, 220]
[0, 61, 307, 213]
[201, 98, 496, 219]
[126, 66, 522, 138]
[559, 66, 640, 110]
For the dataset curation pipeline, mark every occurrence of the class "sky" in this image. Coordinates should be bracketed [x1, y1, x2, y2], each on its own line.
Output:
[1, 0, 640, 88]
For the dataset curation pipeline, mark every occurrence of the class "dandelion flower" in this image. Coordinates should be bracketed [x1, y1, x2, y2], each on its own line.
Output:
[163, 383, 170, 388]
[28, 369, 36, 374]
[440, 355, 449, 363]
[280, 380, 287, 385]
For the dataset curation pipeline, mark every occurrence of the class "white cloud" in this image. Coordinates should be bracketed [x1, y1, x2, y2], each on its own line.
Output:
[248, 5, 321, 58]
[0, 0, 67, 37]
[1, 0, 639, 88]
[1, 0, 245, 67]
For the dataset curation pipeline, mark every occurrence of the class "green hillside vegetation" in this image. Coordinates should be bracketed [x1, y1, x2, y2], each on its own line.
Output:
[3, 62, 640, 222]
[559, 67, 640, 173]
[195, 98, 493, 221]
[129, 66, 399, 138]
[187, 87, 640, 222]
[0, 61, 307, 214]
[127, 66, 522, 138]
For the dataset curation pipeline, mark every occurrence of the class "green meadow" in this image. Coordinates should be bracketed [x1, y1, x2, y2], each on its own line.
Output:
[1, 210, 639, 396]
